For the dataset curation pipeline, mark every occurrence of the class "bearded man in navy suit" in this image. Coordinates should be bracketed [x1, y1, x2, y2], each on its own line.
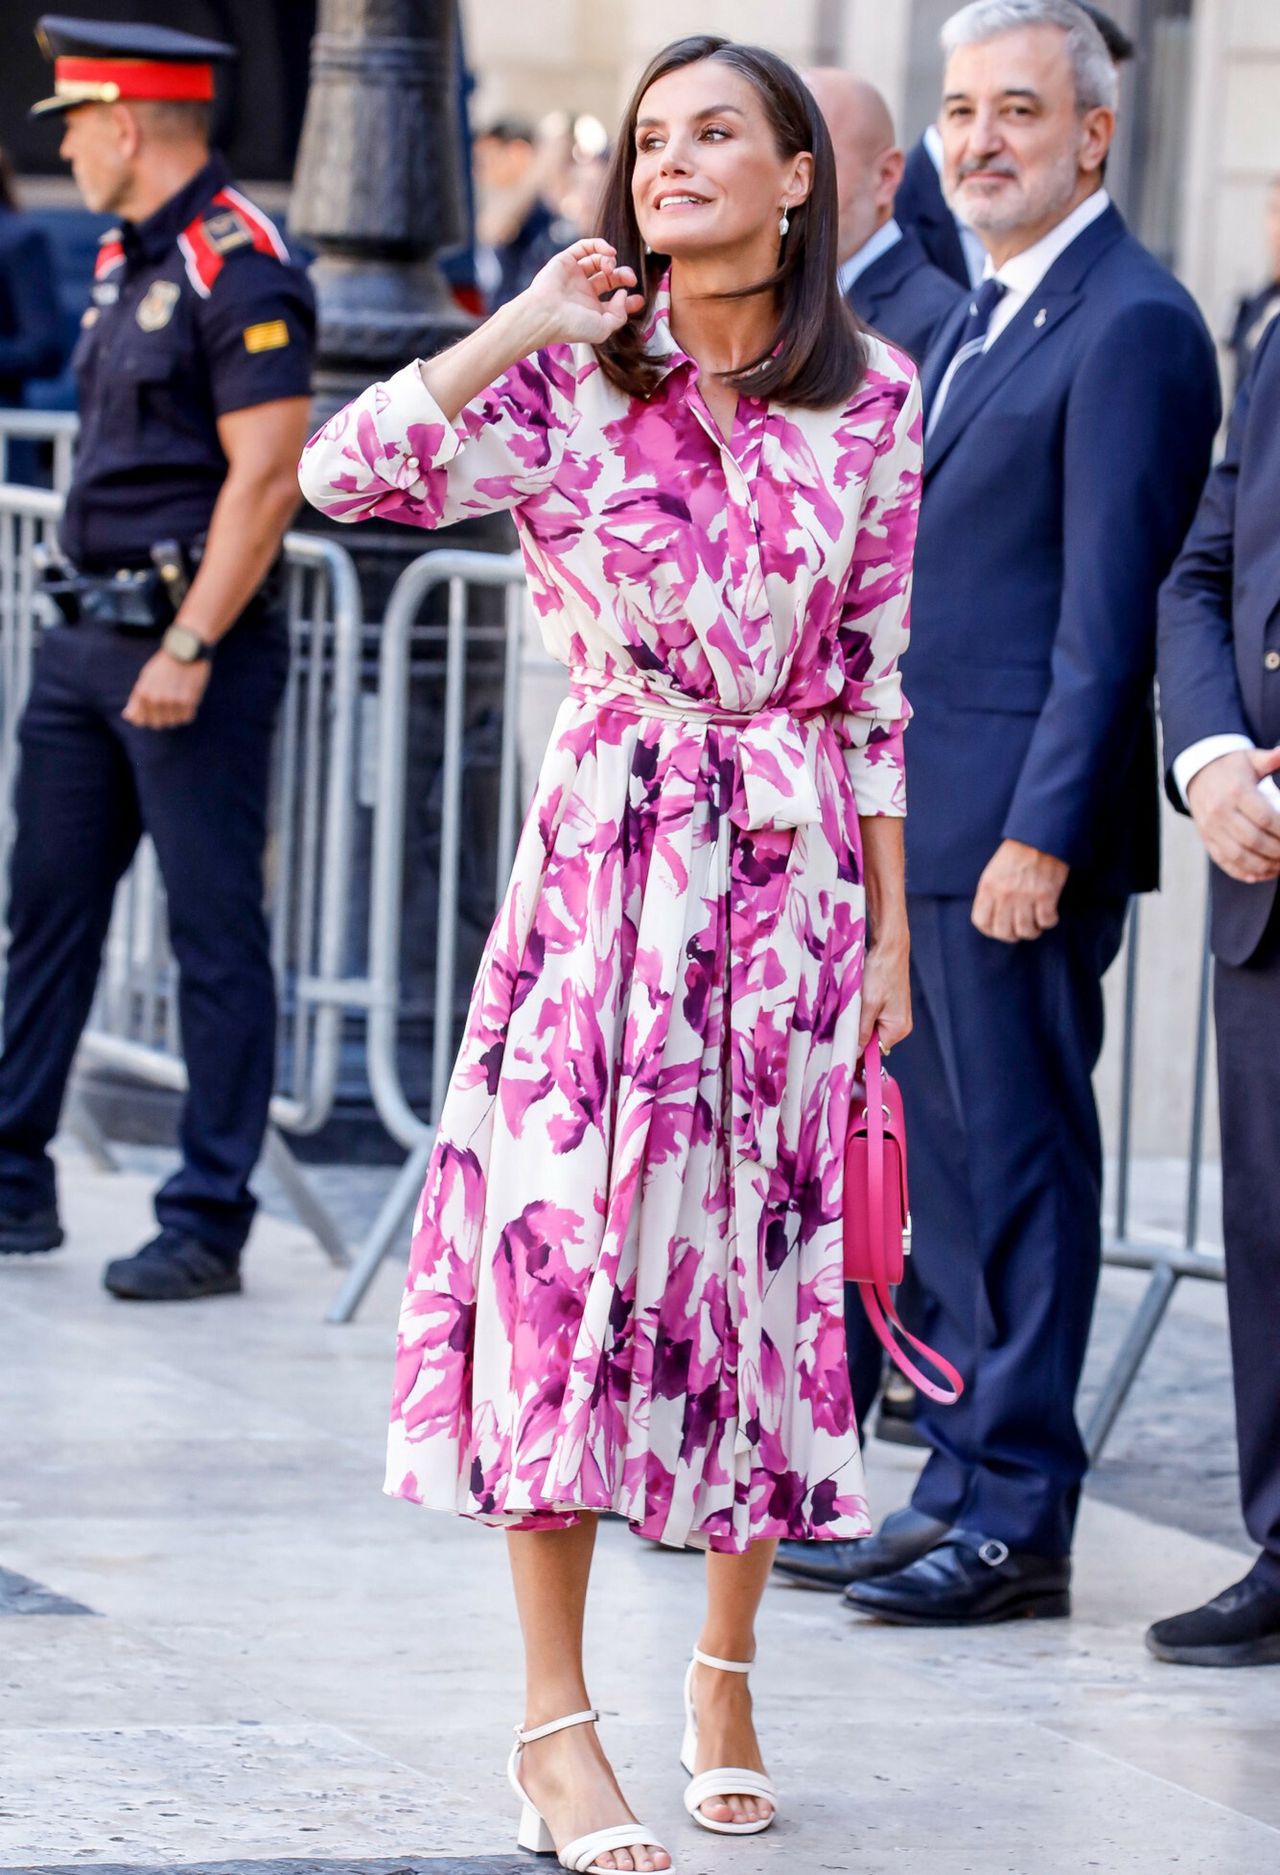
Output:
[806, 68, 962, 366]
[896, 2, 1133, 289]
[777, 0, 1220, 1622]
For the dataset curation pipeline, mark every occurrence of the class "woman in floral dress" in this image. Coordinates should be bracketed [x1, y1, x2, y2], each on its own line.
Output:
[301, 33, 921, 1875]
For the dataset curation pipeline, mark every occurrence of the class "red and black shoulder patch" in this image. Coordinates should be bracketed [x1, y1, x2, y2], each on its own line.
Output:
[94, 227, 125, 281]
[176, 186, 291, 299]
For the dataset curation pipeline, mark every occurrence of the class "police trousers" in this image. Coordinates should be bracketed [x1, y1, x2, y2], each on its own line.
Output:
[0, 605, 288, 1256]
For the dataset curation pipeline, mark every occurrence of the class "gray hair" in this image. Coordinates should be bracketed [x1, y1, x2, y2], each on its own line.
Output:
[941, 0, 1119, 113]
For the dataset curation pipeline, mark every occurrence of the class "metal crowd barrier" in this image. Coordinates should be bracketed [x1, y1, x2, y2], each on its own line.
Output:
[1088, 893, 1224, 1462]
[0, 479, 364, 1269]
[0, 410, 79, 495]
[326, 547, 529, 1322]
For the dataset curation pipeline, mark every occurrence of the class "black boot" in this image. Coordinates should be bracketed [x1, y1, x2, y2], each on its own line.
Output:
[0, 1206, 64, 1256]
[1145, 1569, 1280, 1667]
[103, 1229, 241, 1301]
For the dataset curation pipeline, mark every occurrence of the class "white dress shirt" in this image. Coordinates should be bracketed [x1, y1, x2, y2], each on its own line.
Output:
[927, 189, 1111, 435]
[982, 188, 1111, 345]
[923, 125, 986, 287]
[838, 218, 903, 298]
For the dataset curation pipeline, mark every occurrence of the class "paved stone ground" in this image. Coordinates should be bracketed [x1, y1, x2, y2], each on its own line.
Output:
[3, 1143, 1276, 1875]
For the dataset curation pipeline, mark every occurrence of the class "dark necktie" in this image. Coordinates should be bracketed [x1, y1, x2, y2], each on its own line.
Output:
[927, 276, 1008, 434]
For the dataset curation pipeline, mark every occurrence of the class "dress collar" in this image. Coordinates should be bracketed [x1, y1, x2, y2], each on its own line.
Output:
[637, 271, 687, 380]
[636, 271, 780, 391]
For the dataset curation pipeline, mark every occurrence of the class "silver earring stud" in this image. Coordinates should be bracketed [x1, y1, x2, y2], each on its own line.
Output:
[779, 209, 790, 237]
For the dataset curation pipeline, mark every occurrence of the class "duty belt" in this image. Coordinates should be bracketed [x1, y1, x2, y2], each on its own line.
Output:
[36, 538, 210, 632]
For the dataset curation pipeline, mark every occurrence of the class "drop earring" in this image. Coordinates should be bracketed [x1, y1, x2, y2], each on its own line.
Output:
[778, 208, 790, 237]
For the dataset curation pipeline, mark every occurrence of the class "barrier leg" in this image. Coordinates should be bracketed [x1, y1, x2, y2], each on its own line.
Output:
[63, 1084, 120, 1174]
[326, 1134, 433, 1324]
[1085, 1259, 1180, 1464]
[260, 1124, 351, 1268]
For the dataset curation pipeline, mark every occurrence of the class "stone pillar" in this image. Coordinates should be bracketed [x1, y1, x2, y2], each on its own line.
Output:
[289, 0, 471, 424]
[287, 1, 514, 1158]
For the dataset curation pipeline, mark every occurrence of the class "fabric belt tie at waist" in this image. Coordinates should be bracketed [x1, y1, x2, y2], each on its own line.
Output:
[569, 669, 832, 1173]
[569, 670, 823, 834]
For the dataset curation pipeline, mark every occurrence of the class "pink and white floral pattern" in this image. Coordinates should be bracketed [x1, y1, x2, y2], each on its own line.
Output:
[300, 283, 922, 1552]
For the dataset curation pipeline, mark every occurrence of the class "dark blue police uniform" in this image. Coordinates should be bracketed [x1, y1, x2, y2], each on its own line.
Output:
[0, 136, 314, 1272]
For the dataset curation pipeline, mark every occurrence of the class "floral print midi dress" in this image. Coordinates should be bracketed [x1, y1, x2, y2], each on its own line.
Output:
[300, 282, 922, 1553]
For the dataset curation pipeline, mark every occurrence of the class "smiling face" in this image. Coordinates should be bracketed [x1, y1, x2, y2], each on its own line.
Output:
[940, 24, 1113, 250]
[631, 59, 812, 267]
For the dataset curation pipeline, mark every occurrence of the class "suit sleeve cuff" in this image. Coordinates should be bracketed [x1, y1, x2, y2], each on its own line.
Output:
[1171, 734, 1256, 808]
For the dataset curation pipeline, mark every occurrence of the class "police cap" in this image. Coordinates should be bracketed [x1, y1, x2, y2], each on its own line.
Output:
[31, 15, 236, 119]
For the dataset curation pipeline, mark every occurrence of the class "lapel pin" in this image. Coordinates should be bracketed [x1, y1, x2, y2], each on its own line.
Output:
[1033, 307, 1048, 328]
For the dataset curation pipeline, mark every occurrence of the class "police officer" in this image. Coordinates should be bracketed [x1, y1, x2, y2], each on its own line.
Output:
[0, 18, 315, 1300]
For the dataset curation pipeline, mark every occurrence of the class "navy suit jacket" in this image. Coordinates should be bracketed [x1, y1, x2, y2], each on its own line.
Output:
[896, 139, 970, 289]
[906, 204, 1221, 900]
[848, 230, 963, 367]
[1158, 317, 1280, 965]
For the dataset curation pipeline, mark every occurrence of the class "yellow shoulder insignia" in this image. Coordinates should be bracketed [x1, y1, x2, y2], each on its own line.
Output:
[243, 319, 290, 354]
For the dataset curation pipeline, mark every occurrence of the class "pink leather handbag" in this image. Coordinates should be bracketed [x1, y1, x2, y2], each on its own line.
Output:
[843, 1036, 964, 1406]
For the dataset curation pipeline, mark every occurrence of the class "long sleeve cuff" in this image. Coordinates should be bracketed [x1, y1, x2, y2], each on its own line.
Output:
[1171, 733, 1256, 808]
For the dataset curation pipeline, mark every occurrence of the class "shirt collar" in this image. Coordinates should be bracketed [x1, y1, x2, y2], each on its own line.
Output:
[638, 271, 689, 381]
[838, 218, 903, 295]
[984, 189, 1111, 297]
[122, 153, 229, 267]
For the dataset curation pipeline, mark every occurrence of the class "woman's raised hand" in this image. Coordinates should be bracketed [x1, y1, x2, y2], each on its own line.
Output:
[519, 239, 645, 347]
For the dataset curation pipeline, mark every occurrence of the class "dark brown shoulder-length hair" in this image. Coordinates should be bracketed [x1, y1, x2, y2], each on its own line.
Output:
[595, 34, 866, 408]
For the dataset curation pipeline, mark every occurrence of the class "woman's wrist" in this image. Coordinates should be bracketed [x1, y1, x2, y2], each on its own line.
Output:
[865, 912, 909, 955]
[493, 291, 559, 360]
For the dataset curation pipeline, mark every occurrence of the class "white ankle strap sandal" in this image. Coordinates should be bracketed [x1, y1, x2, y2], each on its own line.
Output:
[507, 1707, 670, 1872]
[680, 1648, 777, 1837]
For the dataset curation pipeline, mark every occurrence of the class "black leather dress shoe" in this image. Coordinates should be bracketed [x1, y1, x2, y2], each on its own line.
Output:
[103, 1229, 241, 1301]
[773, 1506, 950, 1591]
[0, 1206, 64, 1256]
[1145, 1570, 1280, 1667]
[842, 1530, 1071, 1625]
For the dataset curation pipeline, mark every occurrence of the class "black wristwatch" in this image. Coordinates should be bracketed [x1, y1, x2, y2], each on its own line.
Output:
[162, 623, 214, 664]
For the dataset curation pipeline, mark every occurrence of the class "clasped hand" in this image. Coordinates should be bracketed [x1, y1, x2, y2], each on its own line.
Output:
[1186, 748, 1280, 883]
[971, 838, 1069, 943]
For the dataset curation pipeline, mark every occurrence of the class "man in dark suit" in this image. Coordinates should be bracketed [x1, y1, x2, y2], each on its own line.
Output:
[1149, 322, 1280, 1668]
[817, 0, 1219, 1625]
[806, 68, 962, 367]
